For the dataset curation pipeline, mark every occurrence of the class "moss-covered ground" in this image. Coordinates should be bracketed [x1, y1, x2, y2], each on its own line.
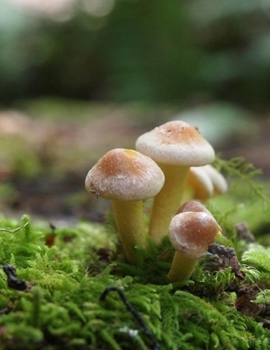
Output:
[1, 157, 270, 350]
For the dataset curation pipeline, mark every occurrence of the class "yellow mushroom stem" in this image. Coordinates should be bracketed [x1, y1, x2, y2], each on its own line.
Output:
[168, 229, 222, 283]
[112, 199, 146, 264]
[149, 164, 190, 244]
[167, 251, 198, 283]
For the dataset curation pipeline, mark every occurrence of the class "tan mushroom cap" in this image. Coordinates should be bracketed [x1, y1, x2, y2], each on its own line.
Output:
[169, 211, 221, 259]
[202, 164, 228, 195]
[135, 120, 215, 166]
[85, 148, 165, 201]
[186, 166, 214, 200]
[176, 200, 212, 215]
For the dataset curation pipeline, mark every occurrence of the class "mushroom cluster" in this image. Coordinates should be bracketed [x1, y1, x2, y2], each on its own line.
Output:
[85, 121, 225, 280]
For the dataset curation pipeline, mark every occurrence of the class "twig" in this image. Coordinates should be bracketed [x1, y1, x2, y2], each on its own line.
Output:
[3, 265, 27, 291]
[0, 222, 29, 234]
[208, 243, 245, 280]
[100, 286, 160, 350]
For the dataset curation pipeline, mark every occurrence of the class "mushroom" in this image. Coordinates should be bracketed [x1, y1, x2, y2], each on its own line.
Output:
[85, 148, 165, 263]
[135, 120, 215, 243]
[176, 200, 212, 215]
[182, 165, 228, 203]
[183, 166, 214, 203]
[167, 210, 222, 283]
[201, 164, 228, 196]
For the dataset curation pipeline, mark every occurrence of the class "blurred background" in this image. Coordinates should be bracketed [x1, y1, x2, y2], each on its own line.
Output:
[1, 0, 270, 223]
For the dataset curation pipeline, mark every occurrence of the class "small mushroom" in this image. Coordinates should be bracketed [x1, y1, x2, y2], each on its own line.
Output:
[85, 148, 165, 263]
[201, 164, 228, 196]
[176, 200, 212, 215]
[167, 210, 221, 283]
[183, 166, 214, 202]
[183, 165, 228, 203]
[135, 120, 215, 243]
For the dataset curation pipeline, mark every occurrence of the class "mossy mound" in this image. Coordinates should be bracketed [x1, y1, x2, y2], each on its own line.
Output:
[0, 203, 270, 350]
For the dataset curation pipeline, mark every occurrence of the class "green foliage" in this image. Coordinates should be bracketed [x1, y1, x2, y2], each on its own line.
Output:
[0, 0, 200, 103]
[242, 244, 270, 287]
[210, 156, 270, 239]
[242, 244, 270, 273]
[1, 0, 270, 107]
[114, 236, 174, 285]
[253, 289, 270, 304]
[214, 156, 267, 203]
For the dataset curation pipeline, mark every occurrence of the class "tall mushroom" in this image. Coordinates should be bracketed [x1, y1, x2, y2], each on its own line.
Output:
[85, 148, 165, 263]
[135, 120, 215, 243]
[167, 210, 222, 283]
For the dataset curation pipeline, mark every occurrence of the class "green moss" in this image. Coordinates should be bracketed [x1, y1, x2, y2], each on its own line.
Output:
[0, 209, 268, 350]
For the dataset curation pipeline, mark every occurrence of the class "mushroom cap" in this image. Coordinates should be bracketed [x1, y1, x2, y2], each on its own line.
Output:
[85, 148, 165, 201]
[202, 164, 228, 195]
[176, 200, 212, 216]
[169, 211, 221, 259]
[135, 120, 215, 166]
[186, 166, 214, 200]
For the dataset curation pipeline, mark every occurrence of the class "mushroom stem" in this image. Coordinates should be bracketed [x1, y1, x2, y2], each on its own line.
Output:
[112, 199, 146, 263]
[181, 186, 195, 204]
[167, 251, 198, 283]
[149, 164, 189, 243]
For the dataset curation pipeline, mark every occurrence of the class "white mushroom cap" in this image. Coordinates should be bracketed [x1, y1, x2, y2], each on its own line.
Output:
[169, 211, 221, 259]
[201, 164, 228, 195]
[85, 148, 165, 201]
[186, 166, 214, 200]
[135, 121, 215, 166]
